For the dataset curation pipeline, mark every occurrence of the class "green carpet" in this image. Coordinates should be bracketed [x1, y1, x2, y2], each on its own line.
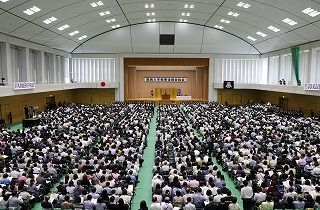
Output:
[130, 107, 158, 209]
[7, 121, 23, 131]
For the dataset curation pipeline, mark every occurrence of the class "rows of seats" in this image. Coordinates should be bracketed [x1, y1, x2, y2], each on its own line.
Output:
[150, 104, 239, 210]
[181, 101, 320, 210]
[0, 102, 154, 210]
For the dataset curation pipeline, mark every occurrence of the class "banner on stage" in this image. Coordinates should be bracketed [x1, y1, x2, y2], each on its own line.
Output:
[14, 82, 35, 90]
[144, 77, 187, 82]
[304, 83, 320, 91]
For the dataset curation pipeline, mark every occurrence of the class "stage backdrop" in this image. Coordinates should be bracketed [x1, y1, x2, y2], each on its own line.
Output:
[124, 58, 209, 100]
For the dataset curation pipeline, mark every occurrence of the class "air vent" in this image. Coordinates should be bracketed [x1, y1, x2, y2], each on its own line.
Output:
[160, 34, 175, 45]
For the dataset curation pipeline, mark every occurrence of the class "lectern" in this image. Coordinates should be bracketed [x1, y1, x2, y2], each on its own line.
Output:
[162, 94, 170, 100]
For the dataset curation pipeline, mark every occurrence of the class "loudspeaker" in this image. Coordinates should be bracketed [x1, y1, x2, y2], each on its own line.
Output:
[160, 34, 175, 45]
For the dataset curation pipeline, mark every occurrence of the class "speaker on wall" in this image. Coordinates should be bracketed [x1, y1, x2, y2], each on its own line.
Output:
[160, 34, 175, 45]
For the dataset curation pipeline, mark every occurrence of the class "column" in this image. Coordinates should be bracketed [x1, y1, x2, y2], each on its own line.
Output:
[1, 42, 12, 84]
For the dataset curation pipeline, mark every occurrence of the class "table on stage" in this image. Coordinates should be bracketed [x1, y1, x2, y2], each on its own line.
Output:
[176, 96, 192, 100]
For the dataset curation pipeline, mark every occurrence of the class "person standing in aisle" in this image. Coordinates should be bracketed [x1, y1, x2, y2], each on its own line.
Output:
[241, 180, 253, 210]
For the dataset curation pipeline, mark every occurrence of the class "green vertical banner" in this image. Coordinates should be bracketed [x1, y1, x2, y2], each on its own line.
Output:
[291, 47, 301, 86]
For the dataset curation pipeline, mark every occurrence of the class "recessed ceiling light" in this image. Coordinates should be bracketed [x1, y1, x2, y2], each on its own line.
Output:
[184, 4, 194, 9]
[220, 19, 231, 24]
[69, 30, 79, 36]
[144, 4, 154, 8]
[179, 19, 188, 22]
[302, 7, 320, 17]
[228, 11, 239, 17]
[237, 2, 251, 8]
[148, 19, 156, 22]
[256, 31, 267, 37]
[111, 24, 120, 29]
[91, 1, 103, 7]
[182, 13, 190, 16]
[268, 25, 280, 32]
[99, 11, 110, 16]
[43, 16, 57, 24]
[214, 25, 224, 29]
[23, 6, 41, 15]
[247, 36, 256, 41]
[282, 18, 297, 26]
[0, 0, 9, 2]
[78, 35, 87, 41]
[57, 24, 70, 31]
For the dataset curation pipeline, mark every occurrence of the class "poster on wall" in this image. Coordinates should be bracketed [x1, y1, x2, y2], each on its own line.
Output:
[223, 81, 234, 89]
[144, 77, 187, 82]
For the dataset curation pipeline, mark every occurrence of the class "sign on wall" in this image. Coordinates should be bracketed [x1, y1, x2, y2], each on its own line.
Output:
[304, 83, 320, 91]
[144, 77, 187, 82]
[223, 81, 234, 89]
[14, 82, 35, 90]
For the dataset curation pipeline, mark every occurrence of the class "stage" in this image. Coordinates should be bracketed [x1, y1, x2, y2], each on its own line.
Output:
[124, 97, 207, 105]
[22, 117, 40, 127]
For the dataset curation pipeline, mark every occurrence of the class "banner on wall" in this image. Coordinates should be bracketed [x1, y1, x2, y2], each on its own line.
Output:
[223, 81, 234, 89]
[144, 77, 187, 82]
[14, 82, 35, 90]
[304, 83, 320, 91]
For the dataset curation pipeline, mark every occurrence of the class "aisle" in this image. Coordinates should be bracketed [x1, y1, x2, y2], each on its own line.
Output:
[130, 107, 158, 209]
[180, 105, 243, 210]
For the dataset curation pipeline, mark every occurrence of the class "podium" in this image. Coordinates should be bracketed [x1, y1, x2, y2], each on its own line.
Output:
[22, 118, 40, 127]
[162, 94, 170, 100]
[154, 88, 178, 99]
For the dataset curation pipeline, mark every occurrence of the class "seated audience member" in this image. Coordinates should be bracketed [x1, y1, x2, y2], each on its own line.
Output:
[41, 196, 54, 209]
[60, 195, 73, 209]
[161, 197, 173, 210]
[94, 197, 107, 210]
[8, 191, 23, 210]
[150, 196, 161, 210]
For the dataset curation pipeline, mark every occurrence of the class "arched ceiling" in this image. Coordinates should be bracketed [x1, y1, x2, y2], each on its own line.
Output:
[1, 0, 320, 55]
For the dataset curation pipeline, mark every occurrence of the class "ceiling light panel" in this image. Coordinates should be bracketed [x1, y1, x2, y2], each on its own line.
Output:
[144, 4, 154, 8]
[99, 11, 110, 16]
[302, 7, 320, 17]
[282, 18, 297, 26]
[256, 31, 267, 37]
[247, 36, 256, 41]
[214, 25, 224, 29]
[220, 19, 231, 24]
[23, 6, 41, 15]
[182, 13, 191, 16]
[0, 0, 10, 2]
[147, 19, 156, 22]
[57, 24, 70, 31]
[184, 4, 195, 9]
[237, 2, 251, 8]
[78, 35, 87, 40]
[268, 25, 280, 32]
[146, 12, 155, 16]
[91, 1, 103, 7]
[111, 24, 120, 29]
[106, 18, 116, 23]
[179, 19, 188, 22]
[43, 16, 57, 24]
[228, 11, 239, 17]
[69, 30, 79, 36]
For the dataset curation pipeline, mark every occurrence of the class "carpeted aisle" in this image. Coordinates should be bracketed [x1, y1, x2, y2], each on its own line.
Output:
[130, 106, 158, 209]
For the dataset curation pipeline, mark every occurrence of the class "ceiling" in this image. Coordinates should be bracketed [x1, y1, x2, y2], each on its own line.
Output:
[0, 0, 320, 55]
